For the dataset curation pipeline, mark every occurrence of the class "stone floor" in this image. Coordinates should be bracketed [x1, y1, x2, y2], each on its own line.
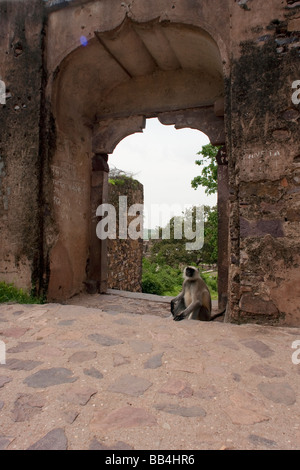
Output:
[0, 290, 300, 450]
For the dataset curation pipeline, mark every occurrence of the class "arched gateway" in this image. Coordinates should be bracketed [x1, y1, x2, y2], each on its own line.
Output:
[0, 0, 299, 325]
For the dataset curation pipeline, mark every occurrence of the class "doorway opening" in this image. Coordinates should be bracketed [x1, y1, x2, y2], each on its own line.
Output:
[108, 118, 220, 306]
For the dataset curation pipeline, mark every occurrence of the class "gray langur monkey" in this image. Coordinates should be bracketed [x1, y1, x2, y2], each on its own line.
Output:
[170, 266, 225, 322]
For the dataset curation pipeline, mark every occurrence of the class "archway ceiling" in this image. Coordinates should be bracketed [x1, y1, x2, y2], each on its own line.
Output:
[96, 19, 222, 79]
[56, 19, 224, 144]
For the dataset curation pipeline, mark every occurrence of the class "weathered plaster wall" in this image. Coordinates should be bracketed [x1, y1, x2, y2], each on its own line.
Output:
[46, 128, 92, 300]
[0, 0, 44, 292]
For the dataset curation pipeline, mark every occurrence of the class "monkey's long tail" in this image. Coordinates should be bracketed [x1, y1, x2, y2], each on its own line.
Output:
[209, 308, 226, 322]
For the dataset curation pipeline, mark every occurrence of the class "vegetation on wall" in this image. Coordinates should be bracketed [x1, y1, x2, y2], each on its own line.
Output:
[108, 167, 140, 190]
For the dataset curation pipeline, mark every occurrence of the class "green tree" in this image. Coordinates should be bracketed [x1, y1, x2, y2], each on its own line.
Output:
[148, 204, 218, 268]
[191, 144, 220, 195]
[142, 206, 218, 299]
[190, 144, 220, 264]
[149, 208, 203, 268]
[200, 205, 218, 265]
[142, 258, 183, 296]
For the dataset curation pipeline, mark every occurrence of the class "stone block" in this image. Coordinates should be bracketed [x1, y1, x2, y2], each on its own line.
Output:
[240, 294, 279, 316]
[240, 218, 284, 238]
[287, 18, 300, 31]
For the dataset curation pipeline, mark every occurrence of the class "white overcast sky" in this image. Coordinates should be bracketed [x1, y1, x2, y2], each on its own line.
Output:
[109, 117, 217, 229]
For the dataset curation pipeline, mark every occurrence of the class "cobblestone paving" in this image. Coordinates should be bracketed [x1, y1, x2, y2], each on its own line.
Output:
[0, 291, 300, 450]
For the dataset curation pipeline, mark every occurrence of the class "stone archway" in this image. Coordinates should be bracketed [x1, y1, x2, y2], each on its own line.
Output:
[46, 16, 227, 305]
[2, 1, 299, 325]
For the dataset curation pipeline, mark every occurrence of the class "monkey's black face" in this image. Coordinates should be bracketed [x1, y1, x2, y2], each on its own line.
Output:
[185, 267, 196, 278]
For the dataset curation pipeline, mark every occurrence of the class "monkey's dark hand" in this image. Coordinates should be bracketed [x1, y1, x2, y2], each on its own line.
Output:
[173, 313, 184, 321]
[170, 300, 175, 315]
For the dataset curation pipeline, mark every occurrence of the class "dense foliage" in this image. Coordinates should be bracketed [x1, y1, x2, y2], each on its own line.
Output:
[200, 206, 218, 265]
[148, 205, 218, 267]
[142, 259, 183, 296]
[142, 258, 218, 299]
[142, 205, 218, 299]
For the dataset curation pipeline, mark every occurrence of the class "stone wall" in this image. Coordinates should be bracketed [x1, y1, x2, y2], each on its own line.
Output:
[0, 0, 45, 293]
[227, 9, 300, 326]
[107, 175, 143, 292]
[0, 0, 299, 325]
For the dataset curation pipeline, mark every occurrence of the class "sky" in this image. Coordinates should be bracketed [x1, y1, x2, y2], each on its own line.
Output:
[109, 118, 217, 230]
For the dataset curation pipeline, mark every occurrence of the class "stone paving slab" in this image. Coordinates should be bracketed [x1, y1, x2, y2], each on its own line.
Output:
[0, 293, 300, 450]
